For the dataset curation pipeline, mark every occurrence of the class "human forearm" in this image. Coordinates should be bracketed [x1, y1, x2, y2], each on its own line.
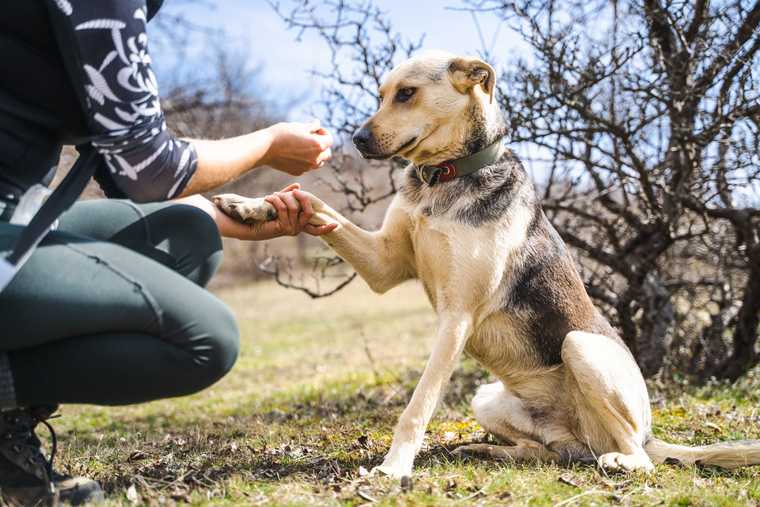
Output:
[177, 121, 334, 197]
[178, 129, 275, 197]
[173, 194, 255, 240]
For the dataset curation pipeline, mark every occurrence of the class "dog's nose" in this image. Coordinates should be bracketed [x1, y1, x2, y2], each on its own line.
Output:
[352, 127, 371, 151]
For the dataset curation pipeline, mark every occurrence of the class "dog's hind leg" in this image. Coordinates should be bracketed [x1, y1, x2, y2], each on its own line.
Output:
[454, 382, 560, 463]
[455, 381, 594, 465]
[454, 442, 560, 463]
[561, 331, 654, 473]
[469, 382, 543, 443]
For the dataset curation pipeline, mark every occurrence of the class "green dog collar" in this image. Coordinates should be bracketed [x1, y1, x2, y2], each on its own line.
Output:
[416, 139, 505, 186]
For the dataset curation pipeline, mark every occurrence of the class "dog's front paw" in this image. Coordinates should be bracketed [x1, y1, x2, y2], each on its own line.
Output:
[371, 454, 414, 480]
[372, 464, 412, 480]
[212, 194, 277, 223]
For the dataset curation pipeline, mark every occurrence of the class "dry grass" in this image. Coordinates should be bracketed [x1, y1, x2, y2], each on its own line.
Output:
[54, 280, 760, 506]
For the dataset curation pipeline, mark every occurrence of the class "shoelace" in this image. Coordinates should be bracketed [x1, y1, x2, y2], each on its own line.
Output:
[38, 415, 59, 495]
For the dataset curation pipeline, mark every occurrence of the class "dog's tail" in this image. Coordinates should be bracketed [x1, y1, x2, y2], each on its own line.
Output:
[645, 437, 760, 469]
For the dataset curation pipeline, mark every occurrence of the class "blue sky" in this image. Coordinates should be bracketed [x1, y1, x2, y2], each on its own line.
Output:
[153, 1, 520, 119]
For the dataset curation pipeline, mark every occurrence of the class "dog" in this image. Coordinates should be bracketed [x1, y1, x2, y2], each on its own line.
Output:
[214, 50, 760, 479]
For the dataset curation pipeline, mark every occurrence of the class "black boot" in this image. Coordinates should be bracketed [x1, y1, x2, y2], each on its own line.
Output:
[0, 406, 104, 506]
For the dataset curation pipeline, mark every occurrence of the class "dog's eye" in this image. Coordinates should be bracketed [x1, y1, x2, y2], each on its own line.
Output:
[395, 87, 417, 103]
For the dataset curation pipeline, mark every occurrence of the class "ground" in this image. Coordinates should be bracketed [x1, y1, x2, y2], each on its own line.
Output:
[56, 280, 760, 506]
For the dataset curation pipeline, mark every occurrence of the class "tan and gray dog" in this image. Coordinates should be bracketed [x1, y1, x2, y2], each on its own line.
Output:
[214, 50, 760, 479]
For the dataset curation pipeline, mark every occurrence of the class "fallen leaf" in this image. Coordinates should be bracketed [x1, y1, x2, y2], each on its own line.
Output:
[442, 431, 458, 443]
[558, 474, 580, 488]
[127, 450, 148, 462]
[357, 488, 377, 503]
[126, 484, 139, 505]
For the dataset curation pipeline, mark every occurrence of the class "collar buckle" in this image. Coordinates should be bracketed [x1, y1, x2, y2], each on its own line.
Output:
[418, 161, 457, 187]
[436, 161, 457, 183]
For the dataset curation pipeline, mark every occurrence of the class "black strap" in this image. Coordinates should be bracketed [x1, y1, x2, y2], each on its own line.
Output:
[5, 147, 98, 265]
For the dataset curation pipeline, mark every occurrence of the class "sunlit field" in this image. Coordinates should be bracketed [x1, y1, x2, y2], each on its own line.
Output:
[56, 280, 760, 506]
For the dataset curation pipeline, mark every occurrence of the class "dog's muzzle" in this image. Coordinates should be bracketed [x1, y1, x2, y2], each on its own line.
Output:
[352, 127, 373, 156]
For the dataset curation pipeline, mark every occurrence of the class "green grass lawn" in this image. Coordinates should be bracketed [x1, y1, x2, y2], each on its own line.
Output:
[56, 280, 760, 506]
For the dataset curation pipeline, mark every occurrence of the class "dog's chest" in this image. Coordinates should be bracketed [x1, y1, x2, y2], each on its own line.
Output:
[407, 213, 451, 305]
[404, 199, 528, 315]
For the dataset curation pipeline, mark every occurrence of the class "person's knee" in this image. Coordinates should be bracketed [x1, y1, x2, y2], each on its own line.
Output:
[166, 204, 222, 251]
[155, 204, 224, 285]
[177, 204, 221, 245]
[202, 302, 240, 385]
[179, 300, 240, 393]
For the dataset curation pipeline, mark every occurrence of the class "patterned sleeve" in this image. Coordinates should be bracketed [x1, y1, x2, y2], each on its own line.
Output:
[46, 0, 197, 202]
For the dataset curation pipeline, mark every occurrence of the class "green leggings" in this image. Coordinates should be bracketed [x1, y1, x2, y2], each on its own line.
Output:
[0, 200, 239, 407]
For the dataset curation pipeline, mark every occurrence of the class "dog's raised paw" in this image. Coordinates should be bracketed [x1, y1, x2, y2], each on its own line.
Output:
[212, 194, 277, 223]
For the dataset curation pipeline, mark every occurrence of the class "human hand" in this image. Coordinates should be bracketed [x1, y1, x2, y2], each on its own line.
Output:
[264, 120, 334, 176]
[257, 183, 336, 239]
[212, 184, 337, 240]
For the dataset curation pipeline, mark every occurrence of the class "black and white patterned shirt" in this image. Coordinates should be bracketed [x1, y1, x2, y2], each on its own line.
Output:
[0, 0, 197, 203]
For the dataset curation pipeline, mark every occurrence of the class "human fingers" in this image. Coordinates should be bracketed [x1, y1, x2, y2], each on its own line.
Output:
[265, 194, 294, 234]
[276, 191, 301, 234]
[314, 129, 334, 151]
[316, 147, 333, 166]
[279, 182, 301, 193]
[293, 189, 314, 228]
[304, 223, 338, 236]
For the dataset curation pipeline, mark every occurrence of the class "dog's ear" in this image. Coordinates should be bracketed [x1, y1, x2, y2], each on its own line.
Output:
[448, 57, 496, 103]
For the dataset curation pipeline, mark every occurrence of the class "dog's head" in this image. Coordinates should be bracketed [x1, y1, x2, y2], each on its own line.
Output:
[353, 50, 502, 166]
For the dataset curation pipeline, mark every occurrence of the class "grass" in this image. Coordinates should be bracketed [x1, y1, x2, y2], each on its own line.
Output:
[54, 280, 760, 506]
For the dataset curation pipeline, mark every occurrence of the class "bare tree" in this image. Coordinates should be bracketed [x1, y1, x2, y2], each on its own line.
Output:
[270, 0, 425, 214]
[254, 0, 424, 296]
[456, 0, 760, 379]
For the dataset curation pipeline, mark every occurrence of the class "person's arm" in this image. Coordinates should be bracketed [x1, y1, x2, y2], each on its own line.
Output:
[46, 0, 334, 239]
[178, 121, 333, 197]
[45, 0, 200, 202]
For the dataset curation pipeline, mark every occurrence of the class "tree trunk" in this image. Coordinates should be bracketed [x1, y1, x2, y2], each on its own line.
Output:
[717, 263, 760, 381]
[617, 273, 674, 377]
